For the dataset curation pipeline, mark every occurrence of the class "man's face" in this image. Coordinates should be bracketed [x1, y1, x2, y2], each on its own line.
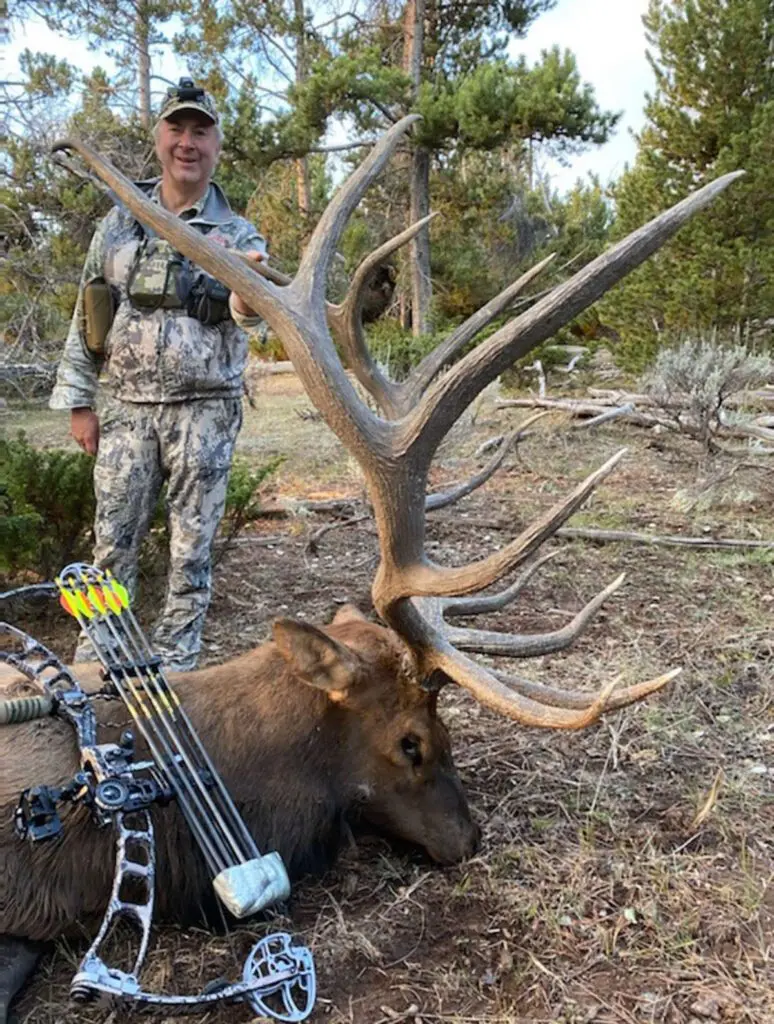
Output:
[155, 112, 220, 192]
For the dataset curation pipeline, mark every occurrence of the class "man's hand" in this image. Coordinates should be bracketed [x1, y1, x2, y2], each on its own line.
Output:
[71, 407, 100, 455]
[230, 250, 265, 318]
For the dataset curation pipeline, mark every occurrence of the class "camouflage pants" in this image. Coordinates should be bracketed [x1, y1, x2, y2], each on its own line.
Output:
[74, 395, 242, 671]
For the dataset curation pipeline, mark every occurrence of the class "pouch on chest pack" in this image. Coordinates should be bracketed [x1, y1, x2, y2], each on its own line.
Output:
[126, 236, 232, 326]
[127, 237, 191, 311]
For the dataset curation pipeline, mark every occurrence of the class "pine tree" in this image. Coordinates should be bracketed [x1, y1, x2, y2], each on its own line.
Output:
[9, 0, 183, 125]
[188, 1, 617, 334]
[1, 57, 151, 383]
[601, 0, 774, 370]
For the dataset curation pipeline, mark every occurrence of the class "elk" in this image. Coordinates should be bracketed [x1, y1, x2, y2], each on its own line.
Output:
[1, 116, 739, 1019]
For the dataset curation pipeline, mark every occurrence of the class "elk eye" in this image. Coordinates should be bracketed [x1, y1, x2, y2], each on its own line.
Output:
[400, 734, 423, 767]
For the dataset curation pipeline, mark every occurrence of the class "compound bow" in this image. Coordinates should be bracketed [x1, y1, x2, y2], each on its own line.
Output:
[1, 563, 316, 1021]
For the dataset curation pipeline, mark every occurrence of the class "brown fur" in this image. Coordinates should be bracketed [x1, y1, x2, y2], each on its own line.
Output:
[1, 609, 479, 943]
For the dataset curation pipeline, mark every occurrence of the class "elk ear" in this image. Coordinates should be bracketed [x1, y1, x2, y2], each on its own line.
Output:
[273, 618, 361, 697]
[331, 603, 368, 625]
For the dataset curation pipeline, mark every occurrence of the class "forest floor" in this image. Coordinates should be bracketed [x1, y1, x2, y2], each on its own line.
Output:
[4, 368, 774, 1024]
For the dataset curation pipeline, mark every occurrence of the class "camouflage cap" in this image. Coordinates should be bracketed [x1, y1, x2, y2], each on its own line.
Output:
[156, 78, 219, 127]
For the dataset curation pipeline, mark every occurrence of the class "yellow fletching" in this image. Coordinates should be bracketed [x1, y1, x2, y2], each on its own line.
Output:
[74, 591, 95, 619]
[103, 587, 123, 615]
[86, 586, 106, 615]
[109, 576, 131, 610]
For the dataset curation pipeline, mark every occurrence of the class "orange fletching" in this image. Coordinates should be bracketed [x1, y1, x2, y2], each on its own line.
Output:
[73, 590, 94, 619]
[103, 586, 123, 615]
[59, 592, 79, 618]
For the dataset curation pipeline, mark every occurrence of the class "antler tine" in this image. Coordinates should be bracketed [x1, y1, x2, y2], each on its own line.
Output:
[405, 252, 557, 407]
[409, 595, 678, 727]
[330, 243, 552, 420]
[424, 428, 519, 512]
[425, 411, 548, 512]
[375, 448, 627, 606]
[442, 549, 561, 616]
[401, 171, 744, 462]
[328, 212, 439, 418]
[493, 667, 682, 713]
[446, 573, 626, 656]
[293, 115, 421, 309]
[432, 643, 626, 729]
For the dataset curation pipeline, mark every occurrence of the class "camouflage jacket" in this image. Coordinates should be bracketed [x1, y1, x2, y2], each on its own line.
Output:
[50, 180, 266, 408]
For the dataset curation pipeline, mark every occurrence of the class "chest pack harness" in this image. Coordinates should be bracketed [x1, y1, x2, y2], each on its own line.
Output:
[1, 563, 315, 1021]
[83, 231, 234, 356]
[125, 231, 233, 325]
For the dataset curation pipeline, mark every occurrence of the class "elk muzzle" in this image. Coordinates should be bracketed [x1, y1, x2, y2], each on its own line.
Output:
[364, 760, 481, 865]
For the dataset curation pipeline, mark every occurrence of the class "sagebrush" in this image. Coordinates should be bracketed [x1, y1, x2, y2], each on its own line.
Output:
[643, 338, 773, 453]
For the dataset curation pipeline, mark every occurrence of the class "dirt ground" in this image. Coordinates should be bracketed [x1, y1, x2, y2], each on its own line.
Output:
[3, 369, 773, 1024]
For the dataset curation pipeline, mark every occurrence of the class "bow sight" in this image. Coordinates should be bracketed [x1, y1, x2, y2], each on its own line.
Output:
[3, 563, 316, 1021]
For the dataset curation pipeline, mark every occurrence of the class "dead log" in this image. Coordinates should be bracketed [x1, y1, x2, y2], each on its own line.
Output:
[588, 386, 774, 410]
[427, 513, 774, 550]
[496, 395, 774, 445]
[0, 361, 59, 396]
[555, 527, 774, 550]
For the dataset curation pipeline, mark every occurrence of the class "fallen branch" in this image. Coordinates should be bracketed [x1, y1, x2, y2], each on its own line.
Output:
[573, 403, 635, 429]
[496, 395, 774, 445]
[427, 513, 774, 550]
[555, 527, 774, 550]
[306, 513, 372, 555]
[588, 386, 774, 409]
[260, 496, 363, 517]
[472, 404, 632, 456]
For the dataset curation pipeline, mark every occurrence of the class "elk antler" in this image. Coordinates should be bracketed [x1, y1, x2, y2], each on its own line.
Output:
[52, 121, 742, 728]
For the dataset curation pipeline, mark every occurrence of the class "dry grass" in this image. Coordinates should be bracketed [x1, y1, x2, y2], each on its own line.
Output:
[4, 369, 774, 1023]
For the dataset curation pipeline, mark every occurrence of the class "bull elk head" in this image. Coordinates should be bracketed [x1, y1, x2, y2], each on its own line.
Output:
[53, 118, 741, 729]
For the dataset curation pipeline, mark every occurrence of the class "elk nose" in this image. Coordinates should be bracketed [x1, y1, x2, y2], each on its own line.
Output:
[466, 820, 482, 857]
[434, 818, 481, 864]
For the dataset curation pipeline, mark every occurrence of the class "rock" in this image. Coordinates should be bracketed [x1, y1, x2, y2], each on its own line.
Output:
[689, 994, 721, 1020]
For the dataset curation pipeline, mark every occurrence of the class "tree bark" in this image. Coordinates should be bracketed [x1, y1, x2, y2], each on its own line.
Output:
[294, 0, 311, 220]
[409, 146, 432, 335]
[136, 1, 152, 128]
[403, 0, 431, 336]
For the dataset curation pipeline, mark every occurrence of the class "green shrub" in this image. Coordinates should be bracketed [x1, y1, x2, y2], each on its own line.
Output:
[0, 434, 285, 582]
[0, 432, 95, 578]
[214, 455, 286, 564]
[364, 320, 449, 379]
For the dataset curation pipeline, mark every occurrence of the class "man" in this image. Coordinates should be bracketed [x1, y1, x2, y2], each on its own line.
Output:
[50, 79, 266, 670]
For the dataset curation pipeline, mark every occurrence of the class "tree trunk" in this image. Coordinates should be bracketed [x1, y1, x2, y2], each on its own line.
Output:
[409, 146, 432, 335]
[136, 1, 152, 129]
[293, 0, 311, 220]
[403, 0, 431, 337]
[296, 159, 311, 218]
